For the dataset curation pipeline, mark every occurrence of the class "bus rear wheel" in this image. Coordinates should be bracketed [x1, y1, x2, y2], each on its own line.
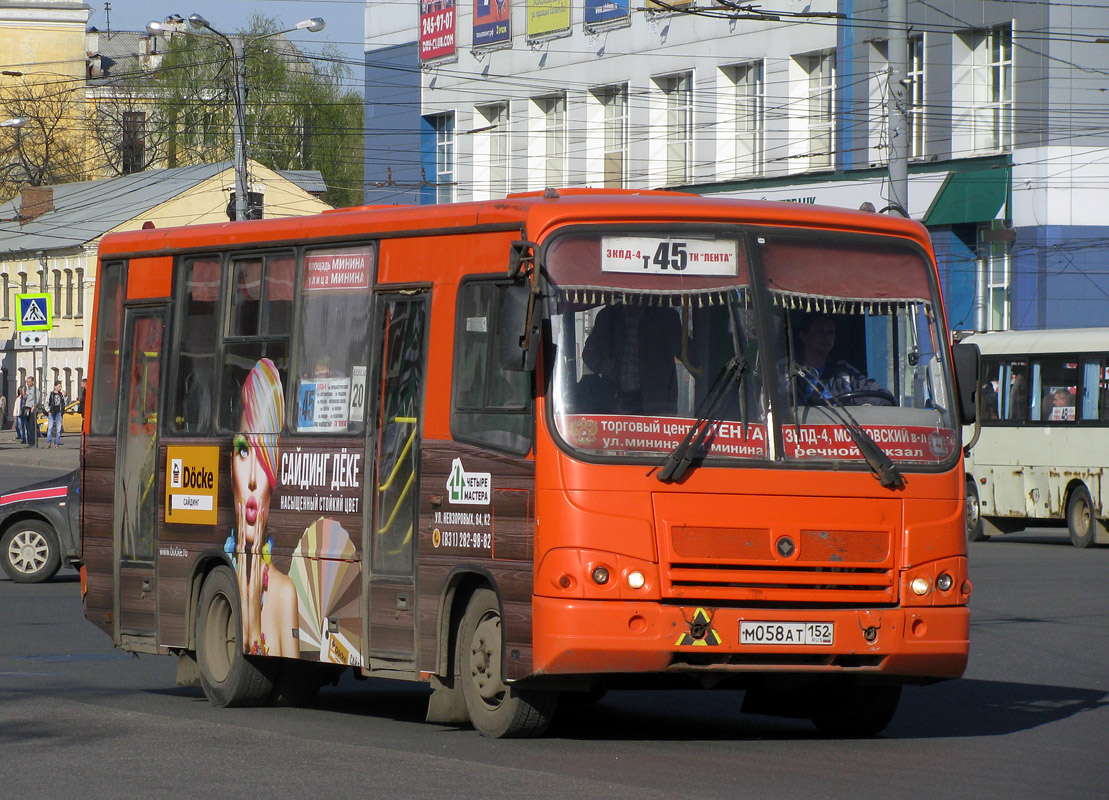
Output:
[965, 479, 989, 542]
[195, 565, 276, 707]
[809, 681, 901, 737]
[1066, 486, 1104, 549]
[459, 587, 557, 738]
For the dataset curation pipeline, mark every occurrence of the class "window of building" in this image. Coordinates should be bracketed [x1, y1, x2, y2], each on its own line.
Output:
[292, 245, 375, 434]
[537, 94, 566, 187]
[477, 103, 509, 198]
[426, 112, 455, 204]
[986, 240, 1010, 331]
[76, 267, 84, 317]
[908, 36, 925, 159]
[956, 25, 1012, 154]
[974, 26, 1012, 152]
[2, 275, 8, 319]
[593, 84, 628, 188]
[122, 111, 146, 175]
[220, 253, 294, 432]
[802, 51, 835, 169]
[451, 280, 533, 454]
[64, 269, 73, 317]
[727, 62, 764, 177]
[657, 73, 692, 184]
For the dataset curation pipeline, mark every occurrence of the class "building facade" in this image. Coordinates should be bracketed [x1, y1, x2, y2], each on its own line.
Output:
[363, 0, 1109, 331]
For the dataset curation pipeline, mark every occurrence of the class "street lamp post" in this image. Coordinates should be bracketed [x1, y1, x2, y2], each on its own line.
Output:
[1, 116, 28, 185]
[146, 14, 325, 221]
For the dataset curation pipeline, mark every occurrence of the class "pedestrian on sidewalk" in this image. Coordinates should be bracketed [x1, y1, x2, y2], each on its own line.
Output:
[0, 391, 7, 432]
[46, 381, 66, 448]
[13, 385, 26, 444]
[23, 376, 39, 448]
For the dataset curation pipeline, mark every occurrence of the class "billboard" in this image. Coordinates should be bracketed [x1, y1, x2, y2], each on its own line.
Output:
[527, 0, 570, 38]
[474, 0, 511, 47]
[585, 0, 629, 26]
[420, 0, 457, 61]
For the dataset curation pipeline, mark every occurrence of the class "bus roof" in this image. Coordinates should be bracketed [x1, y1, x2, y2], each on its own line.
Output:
[96, 189, 933, 259]
[964, 327, 1109, 356]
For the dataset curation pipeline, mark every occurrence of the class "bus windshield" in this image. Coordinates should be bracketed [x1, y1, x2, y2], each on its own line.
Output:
[546, 228, 957, 467]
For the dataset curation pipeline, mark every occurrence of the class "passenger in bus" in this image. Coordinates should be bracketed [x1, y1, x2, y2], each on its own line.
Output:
[581, 302, 682, 415]
[787, 313, 894, 407]
[1049, 388, 1075, 421]
[230, 358, 300, 658]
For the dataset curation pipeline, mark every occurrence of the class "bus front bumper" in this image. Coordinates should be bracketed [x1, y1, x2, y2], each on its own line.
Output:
[531, 596, 969, 681]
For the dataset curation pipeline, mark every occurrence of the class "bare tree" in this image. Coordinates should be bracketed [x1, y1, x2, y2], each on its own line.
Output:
[0, 75, 88, 202]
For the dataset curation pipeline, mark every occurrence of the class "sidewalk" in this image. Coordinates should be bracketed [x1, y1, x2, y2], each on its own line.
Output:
[0, 429, 81, 471]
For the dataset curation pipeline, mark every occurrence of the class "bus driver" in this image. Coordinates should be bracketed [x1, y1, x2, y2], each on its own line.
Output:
[787, 313, 894, 407]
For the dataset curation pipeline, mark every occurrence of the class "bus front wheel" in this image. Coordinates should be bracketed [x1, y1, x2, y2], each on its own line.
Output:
[965, 479, 988, 542]
[195, 565, 276, 707]
[458, 587, 557, 738]
[810, 681, 901, 737]
[1066, 486, 1104, 549]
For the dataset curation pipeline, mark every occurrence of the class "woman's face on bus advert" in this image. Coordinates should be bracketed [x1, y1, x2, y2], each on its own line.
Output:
[232, 433, 271, 546]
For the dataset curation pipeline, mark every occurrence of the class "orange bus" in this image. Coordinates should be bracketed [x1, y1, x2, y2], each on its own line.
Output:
[81, 190, 979, 737]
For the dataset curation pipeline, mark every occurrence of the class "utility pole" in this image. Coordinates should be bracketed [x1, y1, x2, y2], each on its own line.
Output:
[230, 36, 250, 221]
[148, 14, 326, 221]
[887, 0, 909, 216]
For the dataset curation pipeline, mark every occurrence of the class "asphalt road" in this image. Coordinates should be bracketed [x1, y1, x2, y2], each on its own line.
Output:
[1, 521, 1106, 798]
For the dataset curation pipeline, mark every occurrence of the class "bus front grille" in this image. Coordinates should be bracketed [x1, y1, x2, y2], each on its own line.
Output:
[663, 526, 897, 604]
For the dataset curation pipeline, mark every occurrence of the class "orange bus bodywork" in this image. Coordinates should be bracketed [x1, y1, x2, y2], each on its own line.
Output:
[83, 191, 970, 737]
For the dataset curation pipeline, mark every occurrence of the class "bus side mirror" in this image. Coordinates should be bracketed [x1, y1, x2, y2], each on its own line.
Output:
[952, 341, 980, 425]
[498, 283, 540, 372]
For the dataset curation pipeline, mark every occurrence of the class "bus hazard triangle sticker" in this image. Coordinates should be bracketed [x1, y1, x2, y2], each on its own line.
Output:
[675, 607, 723, 647]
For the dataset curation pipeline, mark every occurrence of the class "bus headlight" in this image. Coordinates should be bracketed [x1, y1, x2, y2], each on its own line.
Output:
[627, 570, 645, 590]
[935, 572, 954, 592]
[911, 576, 931, 596]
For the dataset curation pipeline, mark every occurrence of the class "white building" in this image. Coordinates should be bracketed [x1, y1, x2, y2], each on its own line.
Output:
[364, 0, 1109, 330]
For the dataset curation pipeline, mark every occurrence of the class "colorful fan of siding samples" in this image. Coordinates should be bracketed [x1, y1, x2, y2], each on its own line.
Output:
[289, 518, 364, 667]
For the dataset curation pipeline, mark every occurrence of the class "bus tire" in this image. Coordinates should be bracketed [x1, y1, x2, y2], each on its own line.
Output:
[1, 520, 61, 583]
[810, 681, 901, 737]
[195, 565, 276, 707]
[459, 587, 557, 738]
[965, 479, 989, 542]
[1066, 486, 1103, 549]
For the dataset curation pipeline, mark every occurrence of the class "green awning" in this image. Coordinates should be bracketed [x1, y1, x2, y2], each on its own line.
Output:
[924, 167, 1009, 226]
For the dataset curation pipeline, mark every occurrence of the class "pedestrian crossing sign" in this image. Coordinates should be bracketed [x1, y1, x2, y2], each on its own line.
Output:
[16, 293, 52, 332]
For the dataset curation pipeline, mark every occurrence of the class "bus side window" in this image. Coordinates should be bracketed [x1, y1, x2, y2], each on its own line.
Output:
[1001, 361, 1029, 422]
[979, 359, 1001, 422]
[172, 257, 220, 434]
[450, 280, 533, 454]
[1081, 360, 1101, 421]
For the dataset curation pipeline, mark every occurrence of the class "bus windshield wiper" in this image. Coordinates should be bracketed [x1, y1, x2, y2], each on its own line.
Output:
[790, 365, 905, 489]
[656, 356, 747, 483]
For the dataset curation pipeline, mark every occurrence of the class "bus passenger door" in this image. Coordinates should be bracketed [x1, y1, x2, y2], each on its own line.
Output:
[114, 308, 166, 645]
[367, 294, 427, 673]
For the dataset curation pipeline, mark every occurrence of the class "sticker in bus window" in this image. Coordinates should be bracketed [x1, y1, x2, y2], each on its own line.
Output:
[349, 366, 367, 423]
[304, 252, 373, 291]
[297, 377, 352, 432]
[600, 236, 739, 277]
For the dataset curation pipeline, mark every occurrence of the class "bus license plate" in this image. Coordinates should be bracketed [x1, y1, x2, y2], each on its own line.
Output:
[739, 622, 834, 646]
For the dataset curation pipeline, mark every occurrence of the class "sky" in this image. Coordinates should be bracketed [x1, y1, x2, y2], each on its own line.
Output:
[87, 0, 366, 79]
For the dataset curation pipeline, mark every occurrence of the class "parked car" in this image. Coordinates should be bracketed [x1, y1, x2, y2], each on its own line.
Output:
[0, 470, 80, 583]
[37, 400, 83, 436]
